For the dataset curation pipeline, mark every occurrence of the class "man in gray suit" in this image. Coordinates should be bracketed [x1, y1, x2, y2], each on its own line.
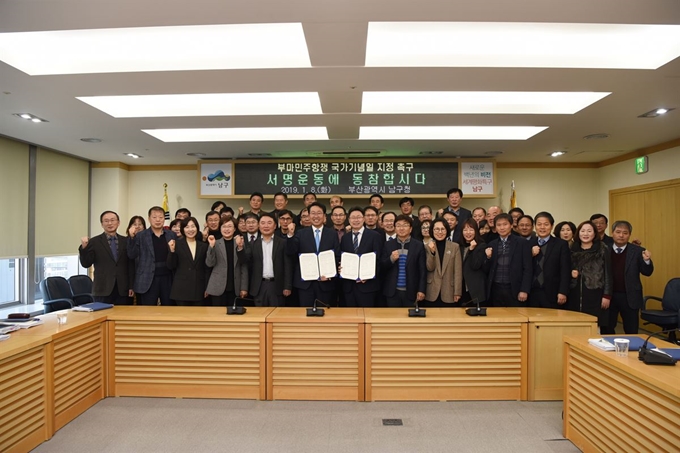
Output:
[79, 210, 133, 305]
[127, 206, 176, 306]
[246, 213, 293, 306]
[601, 220, 654, 334]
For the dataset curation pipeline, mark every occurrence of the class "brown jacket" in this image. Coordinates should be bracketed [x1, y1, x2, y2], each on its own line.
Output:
[425, 241, 463, 303]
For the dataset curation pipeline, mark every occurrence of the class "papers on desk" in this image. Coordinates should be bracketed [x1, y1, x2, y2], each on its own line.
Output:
[299, 250, 337, 281]
[0, 318, 43, 329]
[340, 252, 376, 281]
[0, 324, 21, 334]
[72, 302, 114, 312]
[0, 334, 9, 341]
[588, 338, 616, 351]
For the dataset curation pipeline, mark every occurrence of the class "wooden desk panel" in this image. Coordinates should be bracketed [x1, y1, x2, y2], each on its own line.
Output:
[266, 308, 364, 401]
[364, 308, 527, 401]
[0, 337, 50, 453]
[517, 309, 598, 401]
[108, 306, 273, 400]
[564, 335, 680, 453]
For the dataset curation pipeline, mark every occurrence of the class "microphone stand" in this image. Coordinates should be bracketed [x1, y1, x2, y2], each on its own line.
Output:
[464, 298, 487, 317]
[228, 296, 251, 315]
[638, 328, 678, 365]
[408, 298, 426, 317]
[307, 299, 329, 317]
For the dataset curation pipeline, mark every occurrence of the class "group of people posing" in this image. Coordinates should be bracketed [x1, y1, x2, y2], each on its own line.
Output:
[78, 188, 653, 334]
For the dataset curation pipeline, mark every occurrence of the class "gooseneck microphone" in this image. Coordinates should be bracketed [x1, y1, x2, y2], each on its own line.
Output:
[464, 298, 487, 317]
[638, 329, 678, 365]
[306, 299, 330, 317]
[228, 297, 252, 315]
[408, 298, 426, 317]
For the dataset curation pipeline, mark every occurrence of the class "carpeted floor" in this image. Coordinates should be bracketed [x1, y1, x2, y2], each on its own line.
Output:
[32, 398, 580, 453]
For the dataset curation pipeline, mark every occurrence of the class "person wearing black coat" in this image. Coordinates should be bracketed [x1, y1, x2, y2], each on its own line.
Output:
[167, 218, 208, 306]
[459, 219, 488, 307]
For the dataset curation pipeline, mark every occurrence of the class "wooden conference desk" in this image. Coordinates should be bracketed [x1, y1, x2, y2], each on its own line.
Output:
[265, 307, 365, 401]
[563, 335, 680, 453]
[0, 310, 109, 453]
[107, 306, 274, 400]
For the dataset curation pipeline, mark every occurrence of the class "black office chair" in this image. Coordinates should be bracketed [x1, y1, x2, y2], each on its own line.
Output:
[39, 276, 75, 314]
[68, 275, 95, 306]
[641, 277, 680, 344]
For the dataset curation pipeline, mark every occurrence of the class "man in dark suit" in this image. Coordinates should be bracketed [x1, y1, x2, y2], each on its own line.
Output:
[127, 206, 177, 305]
[438, 188, 472, 236]
[527, 212, 571, 309]
[381, 215, 426, 307]
[340, 207, 383, 307]
[590, 213, 614, 248]
[78, 210, 133, 305]
[286, 202, 340, 307]
[601, 220, 654, 334]
[483, 213, 533, 307]
[247, 213, 293, 307]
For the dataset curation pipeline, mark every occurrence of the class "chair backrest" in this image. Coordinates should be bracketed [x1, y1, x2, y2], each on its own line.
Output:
[662, 278, 680, 312]
[43, 299, 73, 314]
[40, 276, 73, 301]
[69, 275, 93, 295]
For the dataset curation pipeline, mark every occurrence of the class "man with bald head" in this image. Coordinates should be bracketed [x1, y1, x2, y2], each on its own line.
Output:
[484, 206, 502, 242]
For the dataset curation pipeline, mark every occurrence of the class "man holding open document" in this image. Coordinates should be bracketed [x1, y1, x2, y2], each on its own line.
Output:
[287, 202, 340, 307]
[339, 207, 383, 307]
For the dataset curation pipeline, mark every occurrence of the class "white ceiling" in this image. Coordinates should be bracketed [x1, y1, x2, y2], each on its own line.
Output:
[1, 0, 679, 165]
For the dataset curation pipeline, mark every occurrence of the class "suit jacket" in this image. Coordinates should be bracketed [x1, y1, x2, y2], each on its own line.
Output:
[425, 240, 463, 303]
[78, 232, 133, 297]
[245, 235, 292, 296]
[167, 238, 208, 301]
[127, 228, 177, 293]
[381, 237, 427, 300]
[286, 225, 340, 290]
[340, 228, 383, 295]
[529, 236, 571, 305]
[615, 243, 654, 309]
[441, 206, 472, 237]
[484, 235, 533, 300]
[205, 238, 248, 296]
[461, 242, 487, 304]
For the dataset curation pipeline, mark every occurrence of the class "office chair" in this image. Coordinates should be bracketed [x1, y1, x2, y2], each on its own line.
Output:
[68, 275, 95, 306]
[641, 277, 680, 344]
[40, 276, 75, 314]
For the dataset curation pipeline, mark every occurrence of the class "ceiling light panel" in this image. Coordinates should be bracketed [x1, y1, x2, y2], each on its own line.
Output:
[77, 92, 323, 117]
[366, 22, 680, 69]
[143, 127, 329, 142]
[359, 126, 547, 140]
[0, 23, 311, 75]
[362, 91, 610, 114]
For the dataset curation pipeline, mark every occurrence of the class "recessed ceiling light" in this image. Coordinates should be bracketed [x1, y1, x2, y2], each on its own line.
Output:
[80, 138, 102, 143]
[638, 107, 675, 118]
[142, 127, 329, 142]
[359, 126, 547, 140]
[186, 152, 206, 157]
[124, 153, 142, 159]
[0, 23, 311, 75]
[550, 151, 567, 157]
[13, 113, 48, 123]
[362, 91, 610, 114]
[583, 133, 610, 140]
[365, 22, 680, 69]
[78, 92, 323, 117]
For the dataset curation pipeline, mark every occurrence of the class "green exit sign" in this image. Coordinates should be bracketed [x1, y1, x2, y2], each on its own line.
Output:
[635, 156, 648, 174]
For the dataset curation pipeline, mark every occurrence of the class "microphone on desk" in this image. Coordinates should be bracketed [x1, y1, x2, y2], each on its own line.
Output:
[306, 299, 329, 317]
[227, 297, 251, 315]
[638, 329, 677, 365]
[464, 298, 487, 317]
[408, 298, 426, 318]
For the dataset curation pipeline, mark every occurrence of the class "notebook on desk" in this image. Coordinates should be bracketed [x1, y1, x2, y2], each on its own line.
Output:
[72, 302, 114, 312]
[601, 335, 655, 351]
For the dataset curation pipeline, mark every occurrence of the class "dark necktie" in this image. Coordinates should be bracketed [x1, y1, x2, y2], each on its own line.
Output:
[538, 238, 546, 246]
[250, 235, 256, 243]
[108, 235, 118, 261]
[353, 232, 360, 253]
[616, 247, 623, 254]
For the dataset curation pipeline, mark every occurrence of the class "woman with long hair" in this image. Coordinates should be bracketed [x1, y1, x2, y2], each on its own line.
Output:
[554, 221, 576, 247]
[205, 218, 249, 307]
[459, 219, 487, 307]
[568, 221, 612, 329]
